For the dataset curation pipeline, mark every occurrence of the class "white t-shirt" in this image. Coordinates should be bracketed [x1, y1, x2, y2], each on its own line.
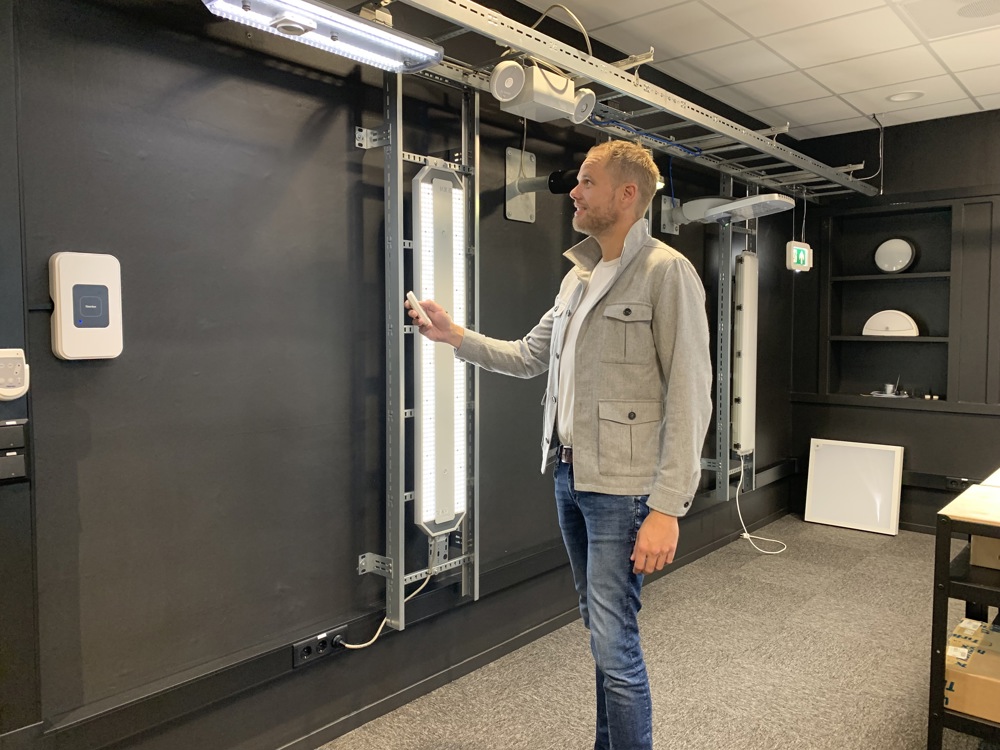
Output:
[556, 256, 620, 446]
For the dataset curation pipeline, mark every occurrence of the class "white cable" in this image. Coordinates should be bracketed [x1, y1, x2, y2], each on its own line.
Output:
[735, 463, 787, 555]
[339, 573, 434, 650]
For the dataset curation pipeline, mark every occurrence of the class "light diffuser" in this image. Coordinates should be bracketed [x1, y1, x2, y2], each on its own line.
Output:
[413, 166, 468, 537]
[201, 0, 443, 73]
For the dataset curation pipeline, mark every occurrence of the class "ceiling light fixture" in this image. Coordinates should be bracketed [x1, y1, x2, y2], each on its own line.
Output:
[886, 90, 924, 103]
[200, 0, 444, 73]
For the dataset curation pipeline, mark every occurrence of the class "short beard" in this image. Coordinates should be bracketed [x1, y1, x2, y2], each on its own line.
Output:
[573, 209, 616, 237]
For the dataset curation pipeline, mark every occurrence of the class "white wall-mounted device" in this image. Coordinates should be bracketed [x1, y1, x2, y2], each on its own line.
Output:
[786, 240, 813, 271]
[0, 349, 29, 401]
[489, 61, 595, 124]
[732, 252, 758, 455]
[49, 252, 124, 360]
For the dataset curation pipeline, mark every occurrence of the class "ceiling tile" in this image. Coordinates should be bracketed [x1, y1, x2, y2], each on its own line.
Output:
[806, 46, 947, 94]
[592, 2, 748, 62]
[653, 40, 793, 90]
[750, 97, 863, 128]
[841, 75, 970, 114]
[708, 71, 832, 111]
[515, 0, 690, 36]
[878, 98, 981, 125]
[932, 28, 1000, 71]
[701, 0, 883, 37]
[956, 65, 1000, 97]
[762, 7, 920, 69]
[791, 116, 879, 140]
[977, 93, 1000, 111]
[898, 0, 1000, 41]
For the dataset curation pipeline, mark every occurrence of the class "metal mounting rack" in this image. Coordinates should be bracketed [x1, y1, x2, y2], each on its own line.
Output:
[402, 0, 879, 201]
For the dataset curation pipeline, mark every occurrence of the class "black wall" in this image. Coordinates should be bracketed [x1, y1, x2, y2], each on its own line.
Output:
[790, 110, 1000, 530]
[0, 1, 793, 748]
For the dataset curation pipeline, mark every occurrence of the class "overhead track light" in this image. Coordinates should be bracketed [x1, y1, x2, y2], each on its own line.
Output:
[200, 0, 444, 73]
[489, 61, 595, 124]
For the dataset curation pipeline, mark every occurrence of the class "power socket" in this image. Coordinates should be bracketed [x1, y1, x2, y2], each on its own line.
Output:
[946, 476, 970, 491]
[292, 625, 348, 668]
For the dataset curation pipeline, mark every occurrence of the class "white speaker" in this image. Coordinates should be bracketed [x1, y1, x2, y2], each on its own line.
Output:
[571, 88, 596, 124]
[490, 61, 526, 102]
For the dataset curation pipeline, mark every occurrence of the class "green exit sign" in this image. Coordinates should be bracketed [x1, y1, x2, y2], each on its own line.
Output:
[786, 241, 813, 271]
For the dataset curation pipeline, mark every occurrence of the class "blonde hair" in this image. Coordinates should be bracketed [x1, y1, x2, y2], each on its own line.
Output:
[588, 140, 661, 216]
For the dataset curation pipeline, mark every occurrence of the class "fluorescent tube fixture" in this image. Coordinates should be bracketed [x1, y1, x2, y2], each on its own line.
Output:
[200, 0, 444, 73]
[413, 166, 468, 537]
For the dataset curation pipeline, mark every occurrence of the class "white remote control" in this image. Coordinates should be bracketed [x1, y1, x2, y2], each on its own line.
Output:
[406, 291, 431, 328]
[0, 348, 29, 401]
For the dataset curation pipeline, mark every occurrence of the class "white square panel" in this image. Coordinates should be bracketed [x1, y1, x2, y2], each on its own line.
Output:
[592, 2, 747, 62]
[762, 7, 920, 69]
[701, 0, 883, 37]
[978, 93, 1000, 110]
[807, 46, 947, 94]
[841, 75, 970, 114]
[791, 116, 879, 140]
[750, 97, 862, 128]
[932, 28, 1000, 71]
[708, 71, 832, 111]
[957, 66, 1000, 97]
[878, 98, 981, 125]
[515, 0, 690, 35]
[653, 40, 793, 90]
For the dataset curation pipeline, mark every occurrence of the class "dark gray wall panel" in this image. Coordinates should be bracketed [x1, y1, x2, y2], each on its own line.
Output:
[17, 0, 382, 720]
[955, 201, 994, 403]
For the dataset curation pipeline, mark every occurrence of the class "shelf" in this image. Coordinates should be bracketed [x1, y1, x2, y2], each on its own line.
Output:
[942, 710, 1000, 740]
[831, 338, 948, 344]
[831, 272, 951, 282]
[948, 546, 1000, 608]
[790, 393, 1000, 416]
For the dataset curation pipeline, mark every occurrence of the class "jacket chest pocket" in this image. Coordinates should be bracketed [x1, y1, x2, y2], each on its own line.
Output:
[600, 302, 654, 364]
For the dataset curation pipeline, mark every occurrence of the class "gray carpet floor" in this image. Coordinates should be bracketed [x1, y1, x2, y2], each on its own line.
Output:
[318, 514, 997, 750]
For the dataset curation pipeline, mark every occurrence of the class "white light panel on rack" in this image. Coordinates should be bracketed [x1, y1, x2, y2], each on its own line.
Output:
[413, 166, 468, 537]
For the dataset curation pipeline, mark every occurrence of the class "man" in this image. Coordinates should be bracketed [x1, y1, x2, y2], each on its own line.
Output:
[408, 139, 712, 749]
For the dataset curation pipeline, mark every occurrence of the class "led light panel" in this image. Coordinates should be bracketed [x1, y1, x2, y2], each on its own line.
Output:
[201, 0, 443, 73]
[413, 167, 468, 537]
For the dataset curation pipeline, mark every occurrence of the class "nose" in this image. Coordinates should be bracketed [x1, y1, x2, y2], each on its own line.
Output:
[569, 184, 580, 201]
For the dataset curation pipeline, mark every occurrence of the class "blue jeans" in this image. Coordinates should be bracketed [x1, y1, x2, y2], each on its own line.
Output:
[554, 460, 652, 750]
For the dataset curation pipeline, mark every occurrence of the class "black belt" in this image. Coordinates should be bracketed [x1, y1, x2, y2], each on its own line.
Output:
[557, 445, 573, 464]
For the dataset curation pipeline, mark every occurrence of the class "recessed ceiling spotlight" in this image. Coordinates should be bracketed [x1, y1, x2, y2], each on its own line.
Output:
[886, 90, 924, 102]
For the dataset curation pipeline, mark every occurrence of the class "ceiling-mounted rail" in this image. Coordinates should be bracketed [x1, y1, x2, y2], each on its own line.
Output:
[402, 0, 878, 201]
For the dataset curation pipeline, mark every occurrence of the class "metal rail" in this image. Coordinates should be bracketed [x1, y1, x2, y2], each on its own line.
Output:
[403, 0, 878, 200]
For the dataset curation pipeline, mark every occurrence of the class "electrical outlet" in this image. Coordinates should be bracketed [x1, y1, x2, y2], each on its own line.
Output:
[946, 476, 970, 491]
[292, 625, 348, 668]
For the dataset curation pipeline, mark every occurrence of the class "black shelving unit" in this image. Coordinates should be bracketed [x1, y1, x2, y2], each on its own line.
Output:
[820, 203, 954, 400]
[927, 511, 1000, 749]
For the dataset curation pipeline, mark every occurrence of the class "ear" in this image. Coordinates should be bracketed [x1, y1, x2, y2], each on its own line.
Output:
[620, 182, 638, 207]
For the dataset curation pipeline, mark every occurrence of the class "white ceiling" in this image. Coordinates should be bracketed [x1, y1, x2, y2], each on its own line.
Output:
[515, 0, 1000, 139]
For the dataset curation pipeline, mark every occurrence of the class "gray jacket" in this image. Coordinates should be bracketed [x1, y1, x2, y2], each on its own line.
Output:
[456, 219, 712, 517]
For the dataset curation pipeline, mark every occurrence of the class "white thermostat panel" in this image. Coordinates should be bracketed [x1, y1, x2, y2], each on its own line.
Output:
[49, 252, 123, 360]
[0, 348, 29, 401]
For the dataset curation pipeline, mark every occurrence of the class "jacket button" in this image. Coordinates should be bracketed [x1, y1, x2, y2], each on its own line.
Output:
[684, 501, 690, 508]
[628, 411, 636, 420]
[624, 308, 632, 316]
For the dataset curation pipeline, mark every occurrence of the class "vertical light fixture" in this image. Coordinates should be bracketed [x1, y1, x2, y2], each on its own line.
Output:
[413, 167, 467, 536]
[199, 0, 443, 73]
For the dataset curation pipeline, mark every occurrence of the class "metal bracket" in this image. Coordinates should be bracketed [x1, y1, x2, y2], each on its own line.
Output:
[358, 553, 392, 578]
[355, 125, 391, 149]
[505, 147, 536, 223]
[428, 534, 449, 573]
[403, 553, 472, 584]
